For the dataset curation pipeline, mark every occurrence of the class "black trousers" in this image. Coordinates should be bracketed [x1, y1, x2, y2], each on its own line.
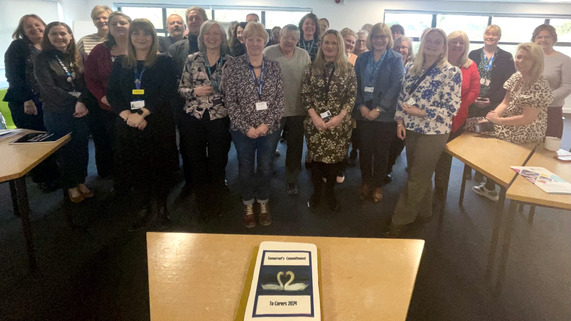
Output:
[178, 113, 231, 209]
[358, 120, 396, 188]
[280, 116, 305, 185]
[87, 103, 116, 179]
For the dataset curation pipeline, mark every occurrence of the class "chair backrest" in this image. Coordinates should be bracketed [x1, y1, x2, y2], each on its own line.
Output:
[0, 89, 17, 129]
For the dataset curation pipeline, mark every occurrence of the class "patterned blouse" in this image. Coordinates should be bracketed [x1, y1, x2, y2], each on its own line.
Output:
[302, 62, 357, 163]
[222, 55, 284, 134]
[489, 72, 553, 144]
[395, 63, 462, 135]
[179, 51, 232, 120]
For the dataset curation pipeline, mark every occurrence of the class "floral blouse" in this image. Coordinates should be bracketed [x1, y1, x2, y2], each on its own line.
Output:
[395, 63, 462, 135]
[302, 62, 357, 163]
[178, 51, 232, 120]
[222, 55, 284, 134]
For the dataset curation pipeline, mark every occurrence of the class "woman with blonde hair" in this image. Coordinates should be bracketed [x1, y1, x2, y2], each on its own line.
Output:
[77, 5, 112, 54]
[302, 29, 357, 211]
[340, 28, 357, 65]
[353, 23, 404, 204]
[385, 28, 462, 237]
[433, 30, 480, 208]
[223, 22, 284, 228]
[532, 24, 571, 139]
[107, 19, 179, 229]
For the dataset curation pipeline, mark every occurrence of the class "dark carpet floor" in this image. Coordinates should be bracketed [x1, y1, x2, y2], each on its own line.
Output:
[1, 117, 570, 321]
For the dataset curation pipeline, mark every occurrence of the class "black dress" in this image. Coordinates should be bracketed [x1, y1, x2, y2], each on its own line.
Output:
[107, 54, 179, 209]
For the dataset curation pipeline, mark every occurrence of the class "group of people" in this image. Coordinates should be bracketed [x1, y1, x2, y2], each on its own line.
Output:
[4, 5, 570, 235]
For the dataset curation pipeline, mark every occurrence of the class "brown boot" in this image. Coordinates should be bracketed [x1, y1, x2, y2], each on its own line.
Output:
[372, 187, 383, 204]
[258, 202, 272, 226]
[360, 184, 371, 200]
[243, 204, 256, 228]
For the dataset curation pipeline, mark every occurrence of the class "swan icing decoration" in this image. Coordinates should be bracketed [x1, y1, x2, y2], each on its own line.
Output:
[283, 271, 309, 291]
[261, 271, 309, 291]
[261, 271, 285, 290]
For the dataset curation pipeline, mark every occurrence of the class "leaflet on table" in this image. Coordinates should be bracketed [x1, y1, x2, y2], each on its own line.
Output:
[0, 129, 22, 139]
[244, 241, 321, 321]
[511, 166, 571, 194]
[10, 131, 68, 144]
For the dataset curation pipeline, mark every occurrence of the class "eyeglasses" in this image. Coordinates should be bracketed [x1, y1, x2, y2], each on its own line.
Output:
[372, 34, 389, 40]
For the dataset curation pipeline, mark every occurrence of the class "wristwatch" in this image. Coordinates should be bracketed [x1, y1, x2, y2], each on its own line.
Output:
[136, 109, 144, 115]
[374, 107, 382, 113]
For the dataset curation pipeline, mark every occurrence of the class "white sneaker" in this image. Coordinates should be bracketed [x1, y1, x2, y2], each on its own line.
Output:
[472, 183, 499, 201]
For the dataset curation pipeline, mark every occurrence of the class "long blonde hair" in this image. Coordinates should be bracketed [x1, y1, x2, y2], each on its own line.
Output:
[409, 28, 450, 75]
[447, 30, 473, 69]
[516, 42, 545, 88]
[124, 19, 158, 68]
[312, 29, 349, 75]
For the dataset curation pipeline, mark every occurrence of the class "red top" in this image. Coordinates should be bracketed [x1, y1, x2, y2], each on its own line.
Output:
[84, 43, 114, 111]
[451, 61, 480, 132]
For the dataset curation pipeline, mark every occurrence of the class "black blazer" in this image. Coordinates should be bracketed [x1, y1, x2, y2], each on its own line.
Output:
[468, 47, 516, 109]
[4, 38, 40, 103]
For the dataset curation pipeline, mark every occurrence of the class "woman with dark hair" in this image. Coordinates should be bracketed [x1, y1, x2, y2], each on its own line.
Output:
[84, 11, 131, 180]
[107, 19, 179, 229]
[178, 20, 232, 219]
[303, 29, 357, 212]
[230, 22, 247, 57]
[4, 14, 59, 190]
[298, 13, 320, 61]
[353, 23, 404, 204]
[34, 22, 92, 202]
[532, 24, 571, 139]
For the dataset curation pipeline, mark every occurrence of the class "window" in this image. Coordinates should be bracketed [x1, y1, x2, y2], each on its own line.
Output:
[550, 18, 571, 42]
[121, 7, 164, 29]
[265, 11, 309, 29]
[214, 9, 261, 24]
[491, 17, 546, 43]
[384, 12, 432, 38]
[436, 14, 489, 42]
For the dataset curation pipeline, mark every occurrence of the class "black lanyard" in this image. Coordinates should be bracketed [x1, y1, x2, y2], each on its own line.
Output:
[55, 55, 75, 89]
[324, 64, 335, 106]
[407, 60, 438, 97]
[300, 39, 315, 53]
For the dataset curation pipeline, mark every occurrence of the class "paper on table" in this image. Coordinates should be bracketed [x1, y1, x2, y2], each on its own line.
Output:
[511, 166, 571, 194]
[244, 241, 321, 321]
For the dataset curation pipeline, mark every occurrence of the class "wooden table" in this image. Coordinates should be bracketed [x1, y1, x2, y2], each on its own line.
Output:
[445, 132, 537, 277]
[147, 233, 425, 321]
[495, 144, 571, 293]
[0, 129, 70, 271]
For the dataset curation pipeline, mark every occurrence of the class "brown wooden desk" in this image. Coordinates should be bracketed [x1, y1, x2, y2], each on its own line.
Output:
[0, 129, 70, 271]
[495, 144, 571, 293]
[445, 132, 537, 277]
[147, 233, 425, 321]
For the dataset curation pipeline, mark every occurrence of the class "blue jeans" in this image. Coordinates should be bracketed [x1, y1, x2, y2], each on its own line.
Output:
[230, 130, 280, 205]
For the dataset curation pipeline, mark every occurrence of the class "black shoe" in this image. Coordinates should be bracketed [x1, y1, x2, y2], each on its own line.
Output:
[287, 183, 299, 195]
[156, 206, 172, 229]
[129, 207, 152, 231]
[326, 191, 340, 212]
[37, 181, 59, 192]
[307, 193, 320, 211]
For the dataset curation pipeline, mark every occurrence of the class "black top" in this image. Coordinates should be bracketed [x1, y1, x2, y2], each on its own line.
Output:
[468, 47, 516, 109]
[4, 38, 41, 103]
[158, 36, 181, 54]
[107, 54, 178, 119]
[34, 49, 86, 113]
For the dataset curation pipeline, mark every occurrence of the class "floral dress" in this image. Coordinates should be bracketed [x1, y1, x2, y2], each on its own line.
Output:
[489, 72, 553, 144]
[302, 62, 357, 164]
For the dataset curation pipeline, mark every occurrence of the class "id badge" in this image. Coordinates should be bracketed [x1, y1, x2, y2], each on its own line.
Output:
[320, 110, 332, 122]
[132, 89, 145, 95]
[405, 97, 416, 106]
[68, 91, 81, 98]
[480, 78, 490, 86]
[130, 100, 145, 110]
[364, 86, 374, 93]
[255, 101, 268, 111]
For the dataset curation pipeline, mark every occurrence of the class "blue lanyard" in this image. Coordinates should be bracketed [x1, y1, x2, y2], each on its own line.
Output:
[204, 55, 223, 78]
[55, 55, 75, 86]
[134, 66, 146, 90]
[249, 60, 264, 99]
[367, 51, 386, 86]
[300, 39, 315, 53]
[483, 52, 495, 71]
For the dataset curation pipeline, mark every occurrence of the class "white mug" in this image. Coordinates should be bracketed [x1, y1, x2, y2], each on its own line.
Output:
[544, 136, 562, 152]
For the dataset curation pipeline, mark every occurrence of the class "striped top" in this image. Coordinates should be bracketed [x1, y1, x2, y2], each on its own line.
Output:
[77, 33, 105, 55]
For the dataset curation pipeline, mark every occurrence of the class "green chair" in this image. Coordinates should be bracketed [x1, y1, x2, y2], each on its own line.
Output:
[0, 89, 17, 129]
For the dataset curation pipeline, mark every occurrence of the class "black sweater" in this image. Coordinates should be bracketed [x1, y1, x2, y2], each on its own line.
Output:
[4, 38, 40, 103]
[468, 47, 516, 109]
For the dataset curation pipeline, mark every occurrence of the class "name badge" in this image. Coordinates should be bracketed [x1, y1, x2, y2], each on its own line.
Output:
[480, 78, 490, 86]
[320, 110, 332, 122]
[132, 89, 145, 95]
[255, 101, 268, 111]
[130, 100, 145, 110]
[405, 97, 416, 106]
[364, 86, 374, 93]
[68, 91, 81, 98]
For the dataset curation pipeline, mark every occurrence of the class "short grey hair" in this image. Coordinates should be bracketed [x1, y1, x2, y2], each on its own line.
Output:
[280, 24, 300, 39]
[198, 20, 229, 56]
[356, 29, 369, 38]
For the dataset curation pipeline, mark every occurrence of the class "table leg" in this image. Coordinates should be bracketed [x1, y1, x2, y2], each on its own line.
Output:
[459, 164, 469, 206]
[9, 180, 21, 216]
[13, 177, 37, 272]
[494, 199, 517, 296]
[486, 186, 506, 280]
[528, 205, 535, 223]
